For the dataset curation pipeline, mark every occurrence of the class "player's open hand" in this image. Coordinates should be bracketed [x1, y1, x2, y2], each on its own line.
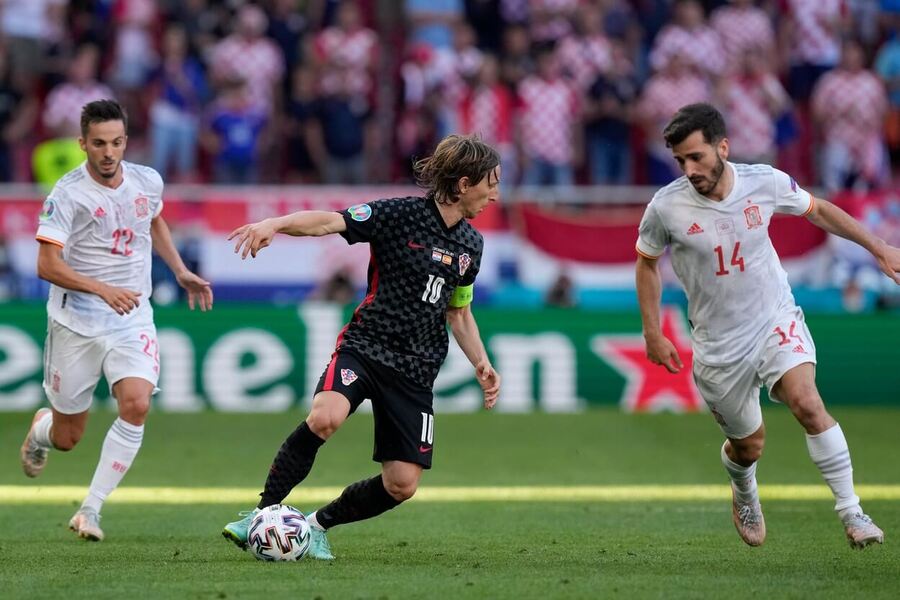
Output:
[475, 360, 500, 409]
[875, 243, 900, 284]
[228, 219, 277, 259]
[176, 270, 213, 311]
[98, 283, 141, 316]
[645, 334, 684, 374]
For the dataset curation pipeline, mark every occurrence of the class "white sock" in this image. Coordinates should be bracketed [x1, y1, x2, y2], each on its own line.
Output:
[81, 418, 144, 514]
[32, 410, 54, 449]
[806, 423, 860, 514]
[721, 442, 759, 504]
[306, 510, 323, 530]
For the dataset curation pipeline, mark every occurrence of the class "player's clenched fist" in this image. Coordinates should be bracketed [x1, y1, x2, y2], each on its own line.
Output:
[229, 219, 278, 259]
[97, 283, 141, 315]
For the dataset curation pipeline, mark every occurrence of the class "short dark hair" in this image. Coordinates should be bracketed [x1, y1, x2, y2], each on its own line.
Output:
[662, 103, 726, 148]
[80, 99, 128, 138]
[413, 134, 500, 204]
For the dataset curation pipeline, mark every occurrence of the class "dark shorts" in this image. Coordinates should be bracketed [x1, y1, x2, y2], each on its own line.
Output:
[314, 349, 435, 468]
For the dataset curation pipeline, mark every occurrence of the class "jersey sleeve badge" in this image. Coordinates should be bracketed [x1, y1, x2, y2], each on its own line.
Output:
[349, 204, 372, 221]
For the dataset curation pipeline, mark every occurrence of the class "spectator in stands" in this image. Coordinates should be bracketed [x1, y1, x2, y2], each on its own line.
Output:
[649, 0, 724, 78]
[42, 44, 113, 139]
[267, 0, 309, 82]
[710, 0, 776, 75]
[107, 0, 160, 133]
[498, 23, 533, 89]
[283, 65, 319, 183]
[556, 3, 614, 92]
[875, 18, 900, 171]
[812, 39, 889, 192]
[0, 45, 38, 182]
[315, 268, 357, 304]
[0, 0, 68, 88]
[307, 67, 374, 184]
[545, 272, 576, 308]
[149, 24, 208, 182]
[405, 0, 464, 50]
[636, 51, 711, 184]
[458, 54, 516, 184]
[717, 46, 790, 165]
[779, 0, 847, 102]
[529, 0, 579, 43]
[209, 4, 284, 114]
[584, 42, 637, 185]
[517, 44, 580, 186]
[315, 0, 378, 99]
[202, 77, 269, 185]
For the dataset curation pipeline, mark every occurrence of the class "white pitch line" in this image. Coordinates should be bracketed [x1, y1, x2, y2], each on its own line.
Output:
[0, 484, 899, 504]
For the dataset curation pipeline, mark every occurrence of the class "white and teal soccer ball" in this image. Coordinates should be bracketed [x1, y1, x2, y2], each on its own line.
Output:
[247, 504, 311, 562]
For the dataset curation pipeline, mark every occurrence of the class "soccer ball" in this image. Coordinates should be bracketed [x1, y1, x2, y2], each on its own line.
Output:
[247, 504, 311, 562]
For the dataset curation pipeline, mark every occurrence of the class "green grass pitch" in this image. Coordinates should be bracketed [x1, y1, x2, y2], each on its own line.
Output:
[0, 408, 897, 599]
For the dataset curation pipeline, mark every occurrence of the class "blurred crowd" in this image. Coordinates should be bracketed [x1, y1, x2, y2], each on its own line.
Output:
[0, 0, 899, 192]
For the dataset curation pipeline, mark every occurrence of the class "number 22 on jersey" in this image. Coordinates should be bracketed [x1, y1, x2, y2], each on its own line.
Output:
[111, 228, 134, 256]
[714, 242, 745, 276]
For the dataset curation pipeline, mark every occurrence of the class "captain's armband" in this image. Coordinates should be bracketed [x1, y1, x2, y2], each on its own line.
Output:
[449, 284, 474, 308]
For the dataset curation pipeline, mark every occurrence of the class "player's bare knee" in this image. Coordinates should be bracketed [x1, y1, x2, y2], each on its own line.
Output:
[119, 397, 150, 425]
[789, 393, 829, 431]
[384, 477, 417, 502]
[52, 430, 81, 451]
[305, 412, 340, 439]
[734, 442, 763, 464]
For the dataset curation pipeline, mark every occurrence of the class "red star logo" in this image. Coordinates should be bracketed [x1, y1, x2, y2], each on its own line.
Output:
[592, 308, 704, 413]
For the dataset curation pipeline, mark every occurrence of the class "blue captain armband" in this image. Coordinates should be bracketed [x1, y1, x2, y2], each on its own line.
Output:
[449, 284, 474, 308]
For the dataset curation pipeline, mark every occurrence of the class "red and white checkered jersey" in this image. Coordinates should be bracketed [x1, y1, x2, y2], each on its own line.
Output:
[650, 24, 725, 76]
[780, 0, 845, 66]
[556, 33, 614, 90]
[721, 74, 787, 159]
[315, 26, 378, 96]
[210, 36, 285, 110]
[458, 84, 514, 145]
[35, 161, 163, 336]
[812, 69, 888, 177]
[638, 72, 711, 131]
[43, 82, 115, 137]
[710, 5, 775, 73]
[517, 75, 579, 163]
[637, 163, 813, 365]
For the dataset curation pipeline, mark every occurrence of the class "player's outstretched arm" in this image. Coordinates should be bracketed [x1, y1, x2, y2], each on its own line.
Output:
[228, 211, 347, 259]
[447, 304, 500, 409]
[37, 241, 142, 315]
[151, 216, 213, 311]
[636, 254, 683, 373]
[806, 197, 900, 284]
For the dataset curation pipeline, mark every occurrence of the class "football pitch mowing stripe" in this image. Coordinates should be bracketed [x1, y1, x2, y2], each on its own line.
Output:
[3, 484, 900, 504]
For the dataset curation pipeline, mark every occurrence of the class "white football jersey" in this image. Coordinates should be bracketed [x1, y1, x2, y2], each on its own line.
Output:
[35, 161, 164, 337]
[636, 163, 814, 366]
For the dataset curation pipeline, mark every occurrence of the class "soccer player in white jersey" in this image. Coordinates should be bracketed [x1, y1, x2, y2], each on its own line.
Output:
[19, 99, 213, 541]
[636, 103, 900, 549]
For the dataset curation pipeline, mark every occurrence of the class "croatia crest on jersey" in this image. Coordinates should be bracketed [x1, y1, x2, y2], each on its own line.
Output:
[743, 204, 763, 229]
[458, 253, 471, 276]
[341, 368, 358, 386]
[135, 196, 149, 218]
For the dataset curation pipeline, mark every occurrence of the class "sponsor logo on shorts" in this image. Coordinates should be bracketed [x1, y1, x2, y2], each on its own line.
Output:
[341, 368, 358, 386]
[51, 370, 61, 394]
[349, 204, 372, 221]
[792, 344, 806, 354]
[419, 445, 432, 453]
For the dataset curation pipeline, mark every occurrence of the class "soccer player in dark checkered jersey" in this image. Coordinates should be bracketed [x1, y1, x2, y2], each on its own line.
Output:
[222, 134, 502, 559]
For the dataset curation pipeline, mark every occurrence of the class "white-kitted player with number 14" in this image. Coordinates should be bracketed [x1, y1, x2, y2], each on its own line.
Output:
[636, 103, 900, 549]
[20, 99, 213, 541]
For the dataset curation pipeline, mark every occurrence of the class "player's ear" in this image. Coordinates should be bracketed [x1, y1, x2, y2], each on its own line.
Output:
[458, 176, 470, 195]
[718, 137, 729, 160]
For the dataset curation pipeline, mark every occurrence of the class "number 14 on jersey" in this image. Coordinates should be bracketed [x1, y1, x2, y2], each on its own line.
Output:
[714, 242, 745, 276]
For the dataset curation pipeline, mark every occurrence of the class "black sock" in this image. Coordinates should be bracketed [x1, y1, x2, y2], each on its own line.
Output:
[315, 474, 402, 529]
[257, 422, 325, 509]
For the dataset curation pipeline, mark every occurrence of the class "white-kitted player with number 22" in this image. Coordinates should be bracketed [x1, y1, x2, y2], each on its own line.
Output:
[20, 99, 213, 542]
[636, 103, 900, 549]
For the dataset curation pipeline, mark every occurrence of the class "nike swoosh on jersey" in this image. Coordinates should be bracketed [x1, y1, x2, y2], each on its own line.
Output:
[407, 240, 426, 250]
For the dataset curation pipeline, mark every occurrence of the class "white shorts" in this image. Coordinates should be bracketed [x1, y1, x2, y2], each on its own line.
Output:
[692, 306, 817, 440]
[43, 318, 160, 415]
